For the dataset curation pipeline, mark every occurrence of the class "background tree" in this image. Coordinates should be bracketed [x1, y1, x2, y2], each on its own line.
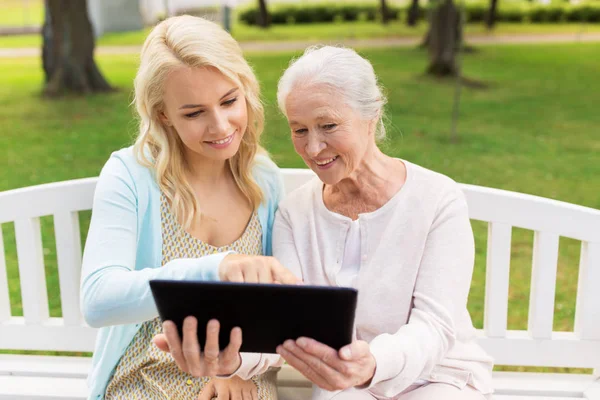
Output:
[425, 0, 471, 143]
[425, 0, 462, 76]
[486, 0, 499, 29]
[380, 0, 391, 24]
[42, 0, 112, 97]
[407, 0, 420, 26]
[257, 0, 270, 28]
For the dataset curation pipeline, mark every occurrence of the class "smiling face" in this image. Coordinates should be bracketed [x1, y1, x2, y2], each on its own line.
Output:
[285, 84, 374, 185]
[160, 66, 248, 165]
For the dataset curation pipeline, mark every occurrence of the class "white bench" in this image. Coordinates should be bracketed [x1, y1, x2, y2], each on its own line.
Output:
[0, 169, 599, 400]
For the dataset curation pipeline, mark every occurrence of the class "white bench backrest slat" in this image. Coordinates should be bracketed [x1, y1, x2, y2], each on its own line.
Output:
[0, 228, 10, 322]
[0, 178, 97, 224]
[53, 211, 83, 326]
[14, 217, 50, 324]
[462, 183, 600, 243]
[575, 241, 600, 341]
[0, 169, 599, 371]
[528, 231, 559, 339]
[478, 331, 600, 368]
[484, 222, 512, 338]
[1, 317, 96, 352]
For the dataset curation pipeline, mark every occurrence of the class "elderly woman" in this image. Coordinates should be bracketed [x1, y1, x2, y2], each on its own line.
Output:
[271, 46, 494, 400]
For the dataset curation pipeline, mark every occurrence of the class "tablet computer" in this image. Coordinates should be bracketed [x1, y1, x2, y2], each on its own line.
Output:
[150, 280, 358, 354]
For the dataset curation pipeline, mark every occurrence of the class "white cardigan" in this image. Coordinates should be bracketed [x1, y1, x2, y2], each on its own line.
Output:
[273, 160, 494, 399]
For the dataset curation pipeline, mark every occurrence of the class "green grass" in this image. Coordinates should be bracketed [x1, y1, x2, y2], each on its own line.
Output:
[1, 21, 600, 49]
[1, 44, 599, 373]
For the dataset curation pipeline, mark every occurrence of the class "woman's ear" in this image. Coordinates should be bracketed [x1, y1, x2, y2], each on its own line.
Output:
[369, 118, 377, 136]
[368, 112, 380, 137]
[159, 110, 172, 127]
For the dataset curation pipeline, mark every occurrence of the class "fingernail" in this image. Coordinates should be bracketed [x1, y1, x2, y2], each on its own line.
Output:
[341, 347, 352, 359]
[208, 320, 219, 332]
[284, 340, 294, 349]
[297, 338, 308, 348]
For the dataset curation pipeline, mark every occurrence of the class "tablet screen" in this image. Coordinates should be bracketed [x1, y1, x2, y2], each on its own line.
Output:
[150, 280, 358, 353]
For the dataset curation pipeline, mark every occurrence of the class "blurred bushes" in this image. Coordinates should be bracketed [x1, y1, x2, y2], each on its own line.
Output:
[239, 3, 403, 25]
[238, 2, 600, 25]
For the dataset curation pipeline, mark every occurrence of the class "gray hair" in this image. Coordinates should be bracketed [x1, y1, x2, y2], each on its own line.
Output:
[277, 45, 387, 140]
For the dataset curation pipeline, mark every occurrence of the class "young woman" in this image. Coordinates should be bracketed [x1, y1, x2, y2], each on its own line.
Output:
[80, 15, 294, 400]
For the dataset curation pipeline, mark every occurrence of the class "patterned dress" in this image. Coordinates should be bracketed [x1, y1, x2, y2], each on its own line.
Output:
[105, 195, 278, 399]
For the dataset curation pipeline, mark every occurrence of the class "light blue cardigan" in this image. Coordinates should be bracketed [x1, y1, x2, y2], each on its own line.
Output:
[80, 146, 283, 400]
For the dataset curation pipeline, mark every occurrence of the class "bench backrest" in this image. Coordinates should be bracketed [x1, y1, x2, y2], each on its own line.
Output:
[1, 169, 599, 370]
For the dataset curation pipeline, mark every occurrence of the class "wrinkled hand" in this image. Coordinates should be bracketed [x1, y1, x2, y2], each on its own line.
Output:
[197, 376, 258, 400]
[154, 317, 242, 377]
[218, 254, 300, 285]
[276, 338, 376, 392]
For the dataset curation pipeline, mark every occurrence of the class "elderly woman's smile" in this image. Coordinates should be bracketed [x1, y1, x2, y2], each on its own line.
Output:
[314, 156, 338, 168]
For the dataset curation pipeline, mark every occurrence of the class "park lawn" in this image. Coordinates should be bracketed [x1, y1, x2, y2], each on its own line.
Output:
[0, 43, 599, 371]
[1, 21, 600, 48]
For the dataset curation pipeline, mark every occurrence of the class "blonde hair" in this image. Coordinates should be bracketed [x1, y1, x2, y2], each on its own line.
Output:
[277, 46, 387, 141]
[133, 15, 264, 229]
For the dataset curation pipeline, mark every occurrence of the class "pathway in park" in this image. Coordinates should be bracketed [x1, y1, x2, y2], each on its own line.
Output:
[1, 32, 599, 57]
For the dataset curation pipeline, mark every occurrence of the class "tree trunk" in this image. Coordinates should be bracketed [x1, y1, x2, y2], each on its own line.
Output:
[42, 0, 112, 97]
[407, 0, 420, 26]
[380, 0, 391, 24]
[257, 0, 270, 28]
[426, 0, 462, 77]
[485, 0, 498, 29]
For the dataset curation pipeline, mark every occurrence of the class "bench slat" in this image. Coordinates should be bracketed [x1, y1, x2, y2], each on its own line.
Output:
[0, 227, 10, 321]
[0, 318, 96, 352]
[586, 382, 600, 400]
[462, 184, 600, 243]
[484, 222, 512, 338]
[528, 232, 559, 339]
[0, 178, 97, 224]
[278, 364, 596, 397]
[54, 211, 83, 326]
[478, 331, 600, 368]
[0, 355, 90, 379]
[0, 360, 596, 400]
[492, 370, 596, 396]
[0, 379, 585, 400]
[575, 241, 600, 342]
[14, 217, 49, 324]
[0, 376, 87, 400]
